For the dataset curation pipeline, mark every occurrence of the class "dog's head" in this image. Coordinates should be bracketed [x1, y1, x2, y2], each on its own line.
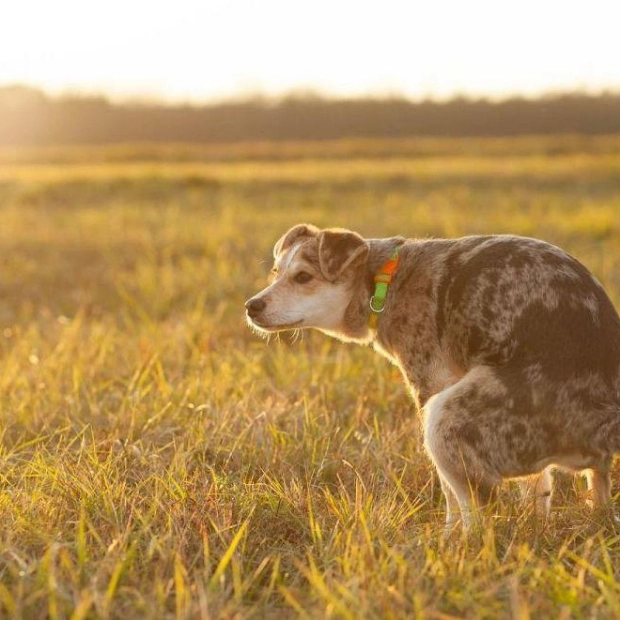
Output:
[245, 224, 369, 335]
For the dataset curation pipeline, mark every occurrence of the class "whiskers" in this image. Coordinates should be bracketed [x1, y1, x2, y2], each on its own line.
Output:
[245, 313, 305, 344]
[269, 329, 302, 345]
[246, 318, 270, 340]
[290, 328, 304, 344]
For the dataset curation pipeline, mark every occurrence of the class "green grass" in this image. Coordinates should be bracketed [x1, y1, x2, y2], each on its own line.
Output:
[1, 136, 620, 618]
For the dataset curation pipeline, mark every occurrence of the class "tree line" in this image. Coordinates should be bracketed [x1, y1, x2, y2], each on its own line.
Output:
[1, 86, 619, 146]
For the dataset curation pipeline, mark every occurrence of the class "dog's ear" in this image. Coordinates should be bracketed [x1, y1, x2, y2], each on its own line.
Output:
[318, 228, 369, 281]
[273, 224, 319, 259]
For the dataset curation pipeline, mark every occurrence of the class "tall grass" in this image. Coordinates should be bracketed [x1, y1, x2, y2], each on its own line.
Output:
[0, 137, 619, 617]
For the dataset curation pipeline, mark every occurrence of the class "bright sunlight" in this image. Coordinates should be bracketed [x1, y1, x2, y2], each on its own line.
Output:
[2, 0, 619, 101]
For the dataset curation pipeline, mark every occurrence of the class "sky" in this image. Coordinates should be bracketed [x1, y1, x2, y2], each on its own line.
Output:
[1, 0, 619, 103]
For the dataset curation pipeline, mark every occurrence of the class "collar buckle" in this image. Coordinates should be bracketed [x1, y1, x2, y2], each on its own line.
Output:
[369, 247, 400, 328]
[369, 295, 385, 313]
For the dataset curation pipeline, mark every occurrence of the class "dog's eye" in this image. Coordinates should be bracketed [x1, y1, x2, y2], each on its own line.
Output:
[294, 271, 313, 284]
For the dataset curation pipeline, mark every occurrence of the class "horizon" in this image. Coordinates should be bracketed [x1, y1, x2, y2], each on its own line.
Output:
[2, 82, 619, 108]
[3, 0, 619, 105]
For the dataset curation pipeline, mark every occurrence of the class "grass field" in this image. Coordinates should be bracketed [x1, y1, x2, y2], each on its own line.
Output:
[1, 136, 620, 618]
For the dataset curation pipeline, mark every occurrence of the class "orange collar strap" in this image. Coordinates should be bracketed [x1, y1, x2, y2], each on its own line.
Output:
[368, 247, 400, 329]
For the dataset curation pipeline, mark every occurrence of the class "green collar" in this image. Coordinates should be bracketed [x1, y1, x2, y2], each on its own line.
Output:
[368, 247, 400, 328]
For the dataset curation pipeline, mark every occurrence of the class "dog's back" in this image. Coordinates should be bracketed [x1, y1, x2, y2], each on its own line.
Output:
[434, 235, 620, 378]
[428, 236, 620, 465]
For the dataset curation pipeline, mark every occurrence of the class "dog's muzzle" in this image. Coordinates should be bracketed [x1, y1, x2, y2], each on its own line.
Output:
[245, 297, 266, 319]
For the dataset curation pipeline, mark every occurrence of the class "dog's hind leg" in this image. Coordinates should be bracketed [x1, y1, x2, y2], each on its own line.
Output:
[518, 467, 554, 519]
[438, 474, 461, 532]
[585, 463, 612, 509]
[423, 373, 503, 532]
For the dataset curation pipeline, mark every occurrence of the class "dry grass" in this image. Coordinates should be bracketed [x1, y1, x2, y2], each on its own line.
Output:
[0, 136, 619, 618]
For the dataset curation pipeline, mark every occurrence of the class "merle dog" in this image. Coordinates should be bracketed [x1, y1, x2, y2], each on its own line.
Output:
[246, 224, 620, 530]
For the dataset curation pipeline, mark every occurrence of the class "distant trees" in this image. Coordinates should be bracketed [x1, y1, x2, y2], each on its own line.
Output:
[1, 86, 619, 146]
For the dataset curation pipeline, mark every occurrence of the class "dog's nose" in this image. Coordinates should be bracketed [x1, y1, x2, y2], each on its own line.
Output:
[245, 297, 266, 318]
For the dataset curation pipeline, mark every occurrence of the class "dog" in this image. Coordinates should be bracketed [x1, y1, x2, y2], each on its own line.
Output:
[245, 224, 620, 531]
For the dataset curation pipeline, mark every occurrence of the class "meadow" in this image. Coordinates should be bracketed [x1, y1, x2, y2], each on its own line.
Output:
[1, 135, 620, 618]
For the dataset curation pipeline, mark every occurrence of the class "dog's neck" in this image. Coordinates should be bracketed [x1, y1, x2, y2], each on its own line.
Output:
[366, 237, 407, 293]
[336, 237, 407, 344]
